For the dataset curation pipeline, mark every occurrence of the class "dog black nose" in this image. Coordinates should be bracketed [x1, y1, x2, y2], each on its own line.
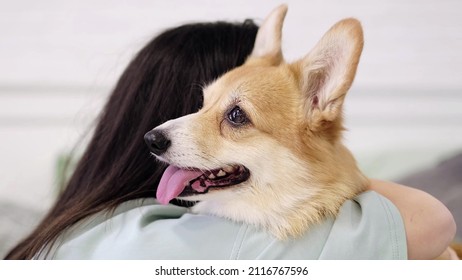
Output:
[144, 130, 171, 155]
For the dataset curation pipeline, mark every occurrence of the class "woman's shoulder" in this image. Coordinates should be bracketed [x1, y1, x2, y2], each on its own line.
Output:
[48, 199, 252, 259]
[47, 192, 407, 259]
[244, 191, 407, 260]
[318, 190, 407, 259]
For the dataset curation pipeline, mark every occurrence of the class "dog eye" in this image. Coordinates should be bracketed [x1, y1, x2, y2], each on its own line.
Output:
[227, 106, 249, 125]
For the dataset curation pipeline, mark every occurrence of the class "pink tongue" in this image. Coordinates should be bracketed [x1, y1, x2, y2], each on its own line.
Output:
[156, 165, 203, 204]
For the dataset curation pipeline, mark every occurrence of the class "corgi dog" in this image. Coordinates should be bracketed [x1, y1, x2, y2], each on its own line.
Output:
[144, 4, 369, 239]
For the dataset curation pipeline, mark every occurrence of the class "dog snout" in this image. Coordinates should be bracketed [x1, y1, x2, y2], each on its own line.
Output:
[144, 129, 171, 155]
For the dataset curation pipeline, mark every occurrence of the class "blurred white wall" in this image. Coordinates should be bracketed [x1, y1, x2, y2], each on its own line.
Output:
[1, 0, 462, 212]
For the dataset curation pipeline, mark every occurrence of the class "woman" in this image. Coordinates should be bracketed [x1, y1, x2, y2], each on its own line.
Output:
[5, 20, 456, 259]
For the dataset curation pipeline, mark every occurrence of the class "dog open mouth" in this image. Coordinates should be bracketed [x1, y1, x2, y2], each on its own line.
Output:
[156, 165, 250, 204]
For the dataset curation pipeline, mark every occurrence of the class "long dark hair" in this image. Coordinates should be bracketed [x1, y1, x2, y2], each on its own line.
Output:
[6, 20, 258, 259]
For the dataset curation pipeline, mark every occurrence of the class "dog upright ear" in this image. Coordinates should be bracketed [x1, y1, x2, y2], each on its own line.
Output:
[247, 4, 288, 66]
[297, 19, 364, 130]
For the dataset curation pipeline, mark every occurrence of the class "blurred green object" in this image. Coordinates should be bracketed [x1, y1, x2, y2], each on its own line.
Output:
[54, 152, 78, 195]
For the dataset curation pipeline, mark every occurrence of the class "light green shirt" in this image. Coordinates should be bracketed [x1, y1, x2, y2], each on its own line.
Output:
[42, 191, 407, 259]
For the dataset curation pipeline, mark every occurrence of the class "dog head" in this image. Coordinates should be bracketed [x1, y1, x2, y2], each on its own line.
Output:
[145, 5, 367, 237]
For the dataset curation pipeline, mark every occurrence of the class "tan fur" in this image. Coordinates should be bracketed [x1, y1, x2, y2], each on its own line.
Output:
[450, 243, 462, 259]
[154, 5, 369, 239]
[435, 244, 461, 260]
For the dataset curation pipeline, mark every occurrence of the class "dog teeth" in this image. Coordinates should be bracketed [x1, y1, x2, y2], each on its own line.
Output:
[217, 170, 226, 177]
[223, 166, 234, 173]
[205, 166, 236, 179]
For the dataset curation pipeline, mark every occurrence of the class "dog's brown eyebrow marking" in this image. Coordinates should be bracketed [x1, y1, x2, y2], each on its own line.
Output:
[224, 87, 244, 111]
[231, 82, 247, 97]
